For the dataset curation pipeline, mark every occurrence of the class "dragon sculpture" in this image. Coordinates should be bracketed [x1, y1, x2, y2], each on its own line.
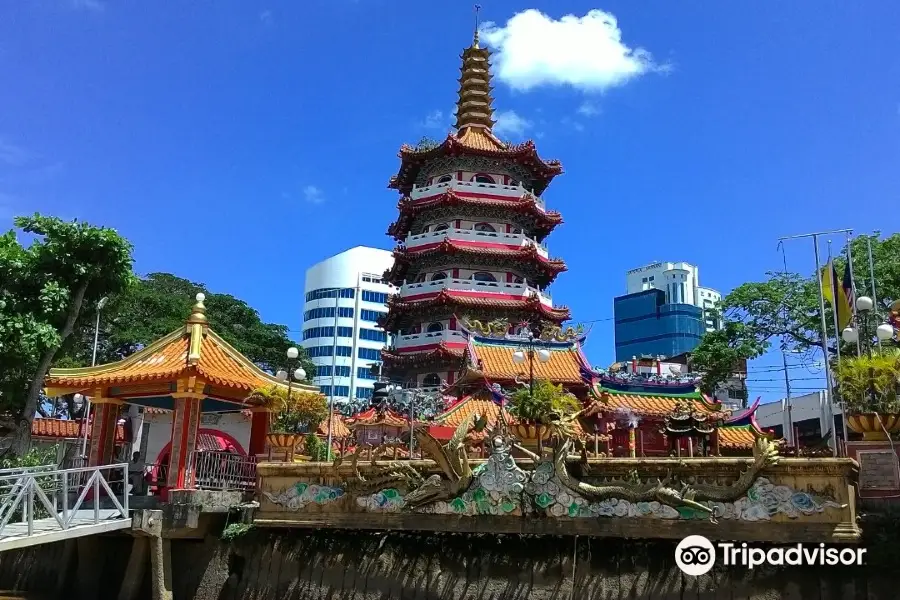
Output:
[333, 443, 425, 495]
[552, 436, 780, 522]
[402, 413, 485, 508]
[463, 318, 584, 342]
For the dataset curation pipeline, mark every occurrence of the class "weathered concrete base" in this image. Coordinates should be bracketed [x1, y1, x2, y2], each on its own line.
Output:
[117, 537, 148, 600]
[1, 524, 899, 599]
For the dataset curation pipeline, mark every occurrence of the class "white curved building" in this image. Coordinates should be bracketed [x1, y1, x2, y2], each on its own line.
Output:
[301, 246, 395, 407]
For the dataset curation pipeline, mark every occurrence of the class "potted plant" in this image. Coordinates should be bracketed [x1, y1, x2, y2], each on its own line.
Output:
[246, 386, 328, 460]
[835, 351, 900, 441]
[507, 379, 581, 452]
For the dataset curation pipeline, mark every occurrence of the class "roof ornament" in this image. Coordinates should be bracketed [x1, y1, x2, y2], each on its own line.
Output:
[187, 292, 208, 325]
[186, 292, 208, 365]
[473, 4, 482, 48]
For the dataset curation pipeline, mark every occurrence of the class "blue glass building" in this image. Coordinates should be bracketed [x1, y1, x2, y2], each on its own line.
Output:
[613, 289, 706, 362]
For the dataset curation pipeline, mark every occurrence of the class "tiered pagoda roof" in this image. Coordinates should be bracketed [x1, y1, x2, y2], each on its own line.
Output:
[386, 240, 567, 287]
[457, 337, 588, 387]
[44, 294, 322, 412]
[346, 407, 410, 429]
[387, 191, 563, 243]
[379, 291, 570, 331]
[717, 397, 780, 452]
[379, 342, 468, 371]
[581, 369, 725, 420]
[388, 35, 562, 196]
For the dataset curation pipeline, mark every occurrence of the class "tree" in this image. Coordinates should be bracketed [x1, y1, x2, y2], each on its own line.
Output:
[57, 272, 314, 381]
[690, 232, 900, 391]
[1, 214, 135, 455]
[507, 379, 580, 423]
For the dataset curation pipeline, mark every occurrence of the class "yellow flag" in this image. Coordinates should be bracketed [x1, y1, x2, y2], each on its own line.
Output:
[821, 259, 852, 330]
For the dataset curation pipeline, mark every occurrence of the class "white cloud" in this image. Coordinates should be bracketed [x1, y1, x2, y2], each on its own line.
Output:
[0, 139, 33, 167]
[70, 0, 104, 12]
[577, 102, 601, 117]
[303, 185, 325, 204]
[480, 9, 663, 92]
[422, 110, 447, 129]
[260, 10, 273, 24]
[493, 110, 531, 137]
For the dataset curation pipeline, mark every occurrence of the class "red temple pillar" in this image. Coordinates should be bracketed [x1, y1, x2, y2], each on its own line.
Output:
[248, 408, 272, 457]
[166, 394, 202, 489]
[88, 400, 120, 467]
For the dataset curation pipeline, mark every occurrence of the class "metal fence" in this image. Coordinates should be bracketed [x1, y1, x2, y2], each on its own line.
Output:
[0, 463, 129, 539]
[191, 451, 257, 492]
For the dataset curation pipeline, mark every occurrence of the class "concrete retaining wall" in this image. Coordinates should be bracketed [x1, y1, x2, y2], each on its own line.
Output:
[0, 529, 896, 599]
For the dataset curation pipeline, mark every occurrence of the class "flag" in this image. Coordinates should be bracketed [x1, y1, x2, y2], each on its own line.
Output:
[821, 259, 853, 330]
[841, 260, 855, 311]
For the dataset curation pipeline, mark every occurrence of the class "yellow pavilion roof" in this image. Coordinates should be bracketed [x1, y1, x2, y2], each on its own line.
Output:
[44, 294, 319, 400]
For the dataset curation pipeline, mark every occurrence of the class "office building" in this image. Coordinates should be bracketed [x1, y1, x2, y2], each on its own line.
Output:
[614, 262, 722, 362]
[301, 247, 395, 406]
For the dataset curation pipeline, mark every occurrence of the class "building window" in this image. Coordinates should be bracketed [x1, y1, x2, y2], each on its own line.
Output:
[473, 222, 496, 232]
[472, 174, 495, 184]
[432, 223, 450, 232]
[303, 307, 335, 321]
[472, 272, 497, 283]
[360, 309, 383, 322]
[422, 373, 441, 386]
[357, 367, 377, 380]
[305, 288, 355, 302]
[338, 307, 354, 318]
[426, 322, 444, 333]
[358, 348, 380, 361]
[360, 328, 387, 343]
[356, 387, 374, 400]
[308, 345, 351, 358]
[511, 275, 524, 284]
[303, 326, 334, 340]
[336, 346, 352, 357]
[361, 290, 388, 304]
[337, 326, 353, 338]
[430, 271, 448, 281]
[315, 366, 332, 377]
[436, 174, 452, 183]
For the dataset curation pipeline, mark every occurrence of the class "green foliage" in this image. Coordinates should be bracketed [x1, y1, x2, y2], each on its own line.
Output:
[690, 233, 900, 391]
[304, 433, 328, 461]
[834, 351, 900, 414]
[0, 445, 58, 470]
[58, 272, 314, 379]
[249, 386, 328, 434]
[507, 379, 580, 423]
[413, 136, 439, 151]
[220, 522, 253, 541]
[1, 214, 135, 455]
[690, 318, 766, 395]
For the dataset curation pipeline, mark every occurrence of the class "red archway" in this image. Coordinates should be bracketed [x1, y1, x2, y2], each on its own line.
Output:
[149, 428, 247, 499]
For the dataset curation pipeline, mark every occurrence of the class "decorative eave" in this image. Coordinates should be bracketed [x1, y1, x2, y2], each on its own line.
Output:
[385, 240, 567, 286]
[584, 386, 725, 419]
[381, 343, 467, 370]
[346, 408, 409, 429]
[388, 133, 562, 197]
[718, 423, 779, 450]
[378, 290, 570, 330]
[44, 295, 319, 402]
[387, 191, 562, 241]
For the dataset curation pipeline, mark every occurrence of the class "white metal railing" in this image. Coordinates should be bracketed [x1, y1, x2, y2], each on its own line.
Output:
[399, 277, 553, 306]
[190, 451, 257, 492]
[409, 180, 546, 210]
[393, 329, 468, 350]
[0, 463, 129, 540]
[405, 228, 549, 258]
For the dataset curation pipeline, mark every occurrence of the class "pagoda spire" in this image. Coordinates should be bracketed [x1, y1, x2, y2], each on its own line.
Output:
[454, 5, 496, 132]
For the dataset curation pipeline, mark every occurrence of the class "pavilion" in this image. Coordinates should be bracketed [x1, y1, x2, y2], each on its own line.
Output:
[43, 293, 323, 491]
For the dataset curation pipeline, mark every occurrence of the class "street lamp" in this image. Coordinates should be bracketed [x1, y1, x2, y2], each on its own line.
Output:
[841, 296, 895, 357]
[276, 347, 307, 430]
[80, 296, 109, 458]
[511, 326, 551, 405]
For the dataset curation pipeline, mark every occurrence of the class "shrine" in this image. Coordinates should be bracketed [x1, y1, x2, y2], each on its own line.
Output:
[42, 293, 323, 497]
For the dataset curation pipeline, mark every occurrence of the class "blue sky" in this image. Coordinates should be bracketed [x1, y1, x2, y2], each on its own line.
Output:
[2, 1, 899, 402]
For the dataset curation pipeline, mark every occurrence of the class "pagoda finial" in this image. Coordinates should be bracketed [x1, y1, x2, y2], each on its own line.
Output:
[187, 292, 208, 325]
[454, 5, 496, 132]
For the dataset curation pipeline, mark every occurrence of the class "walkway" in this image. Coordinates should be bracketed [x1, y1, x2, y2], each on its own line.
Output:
[0, 463, 131, 552]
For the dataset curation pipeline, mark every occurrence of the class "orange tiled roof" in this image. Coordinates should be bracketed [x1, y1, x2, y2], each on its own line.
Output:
[585, 389, 722, 418]
[31, 418, 125, 442]
[317, 413, 351, 438]
[45, 324, 319, 400]
[470, 343, 585, 384]
[717, 425, 760, 450]
[346, 408, 409, 429]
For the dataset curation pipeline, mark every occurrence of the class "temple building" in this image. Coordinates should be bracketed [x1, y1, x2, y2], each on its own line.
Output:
[379, 30, 569, 390]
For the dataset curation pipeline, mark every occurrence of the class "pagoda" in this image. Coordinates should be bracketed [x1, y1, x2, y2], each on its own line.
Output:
[380, 29, 570, 390]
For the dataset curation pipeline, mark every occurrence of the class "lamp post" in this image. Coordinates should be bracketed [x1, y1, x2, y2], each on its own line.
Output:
[80, 296, 108, 458]
[840, 296, 896, 414]
[511, 326, 551, 449]
[276, 346, 307, 430]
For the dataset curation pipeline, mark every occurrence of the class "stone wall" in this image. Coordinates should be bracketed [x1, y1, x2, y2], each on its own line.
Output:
[1, 528, 897, 599]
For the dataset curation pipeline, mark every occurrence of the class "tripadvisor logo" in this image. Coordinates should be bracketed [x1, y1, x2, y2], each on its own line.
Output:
[675, 535, 866, 576]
